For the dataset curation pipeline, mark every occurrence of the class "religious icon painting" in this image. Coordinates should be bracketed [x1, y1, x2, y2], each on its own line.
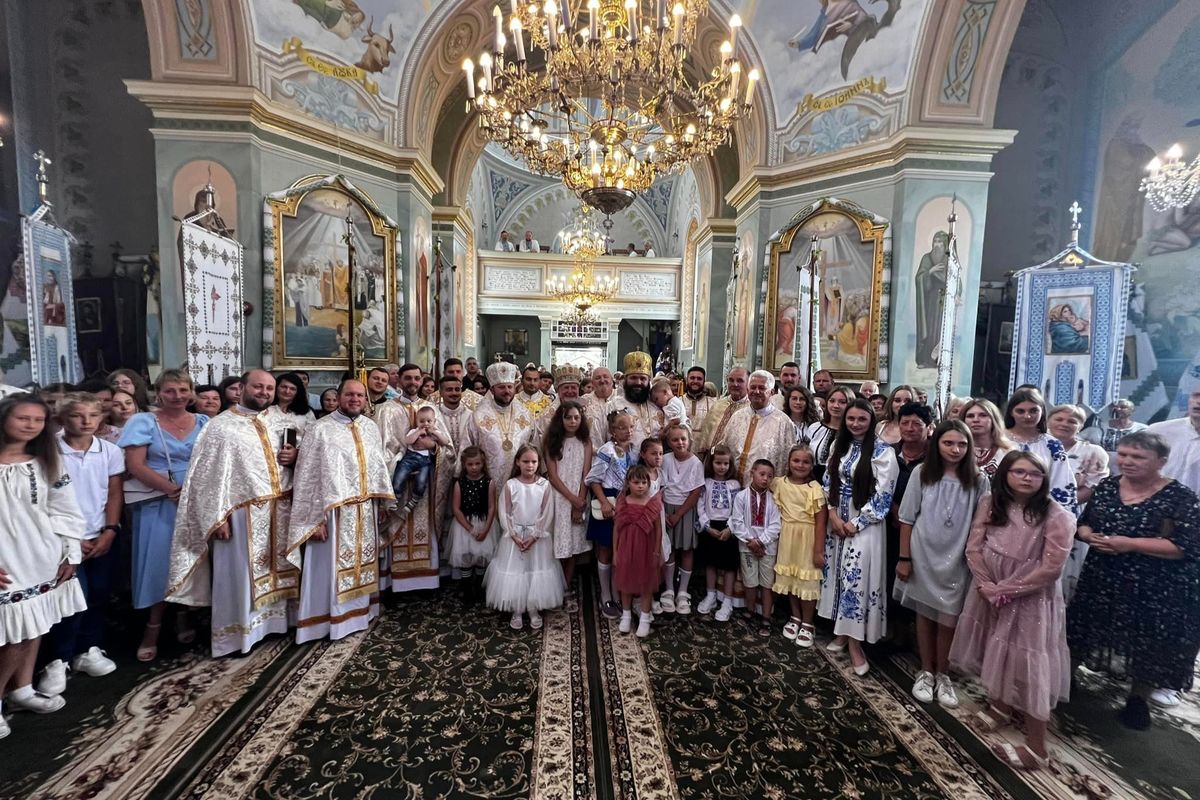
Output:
[266, 175, 398, 369]
[75, 298, 102, 334]
[762, 198, 888, 382]
[22, 213, 81, 385]
[1045, 290, 1093, 356]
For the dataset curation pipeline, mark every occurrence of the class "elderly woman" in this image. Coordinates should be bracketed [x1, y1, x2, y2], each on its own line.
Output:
[1066, 431, 1200, 730]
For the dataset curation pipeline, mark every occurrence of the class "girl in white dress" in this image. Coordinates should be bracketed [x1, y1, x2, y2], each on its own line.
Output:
[485, 445, 563, 630]
[449, 446, 498, 598]
[543, 401, 592, 592]
[0, 394, 87, 733]
[819, 399, 899, 675]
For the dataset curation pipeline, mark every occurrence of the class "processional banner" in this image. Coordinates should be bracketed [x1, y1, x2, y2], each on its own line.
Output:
[22, 212, 81, 385]
[181, 220, 244, 384]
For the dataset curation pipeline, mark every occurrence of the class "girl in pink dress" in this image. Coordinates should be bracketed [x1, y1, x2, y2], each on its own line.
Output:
[949, 451, 1076, 771]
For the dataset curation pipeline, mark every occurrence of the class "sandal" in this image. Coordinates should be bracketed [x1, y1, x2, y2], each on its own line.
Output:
[973, 704, 1012, 732]
[782, 617, 802, 640]
[175, 611, 196, 645]
[137, 623, 161, 663]
[757, 618, 772, 637]
[991, 742, 1048, 771]
[796, 623, 815, 648]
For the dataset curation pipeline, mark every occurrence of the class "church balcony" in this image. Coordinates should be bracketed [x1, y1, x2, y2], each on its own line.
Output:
[476, 251, 683, 322]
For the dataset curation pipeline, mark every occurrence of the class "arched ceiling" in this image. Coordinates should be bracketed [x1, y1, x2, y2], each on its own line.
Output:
[142, 0, 1029, 201]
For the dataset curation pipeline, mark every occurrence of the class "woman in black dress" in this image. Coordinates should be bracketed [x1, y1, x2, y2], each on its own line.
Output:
[1066, 431, 1200, 730]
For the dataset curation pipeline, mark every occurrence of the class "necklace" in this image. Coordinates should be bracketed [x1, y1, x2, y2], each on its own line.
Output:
[494, 403, 515, 450]
[1120, 478, 1163, 505]
[158, 412, 192, 433]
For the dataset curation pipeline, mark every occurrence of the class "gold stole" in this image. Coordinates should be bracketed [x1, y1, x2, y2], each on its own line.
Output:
[247, 415, 299, 609]
[737, 414, 760, 479]
[335, 422, 379, 603]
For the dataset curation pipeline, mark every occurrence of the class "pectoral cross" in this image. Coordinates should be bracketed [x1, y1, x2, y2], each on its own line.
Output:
[33, 150, 52, 205]
[1069, 201, 1082, 244]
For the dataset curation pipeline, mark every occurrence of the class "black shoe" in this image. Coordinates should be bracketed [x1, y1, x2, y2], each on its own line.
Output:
[1119, 696, 1152, 730]
[601, 601, 622, 619]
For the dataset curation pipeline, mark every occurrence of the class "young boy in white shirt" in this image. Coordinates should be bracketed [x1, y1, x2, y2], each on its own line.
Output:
[729, 459, 781, 637]
[38, 392, 125, 695]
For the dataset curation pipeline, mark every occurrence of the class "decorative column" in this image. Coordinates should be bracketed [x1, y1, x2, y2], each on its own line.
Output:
[538, 315, 553, 366]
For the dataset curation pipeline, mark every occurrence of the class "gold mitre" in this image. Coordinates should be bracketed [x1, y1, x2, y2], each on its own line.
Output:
[486, 361, 520, 385]
[554, 364, 582, 387]
[623, 351, 652, 376]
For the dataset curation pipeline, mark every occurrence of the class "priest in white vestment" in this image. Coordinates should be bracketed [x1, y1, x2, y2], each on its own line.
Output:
[465, 362, 535, 483]
[698, 367, 750, 459]
[375, 388, 455, 591]
[287, 380, 394, 643]
[682, 366, 716, 453]
[582, 367, 617, 450]
[166, 370, 300, 657]
[720, 370, 796, 486]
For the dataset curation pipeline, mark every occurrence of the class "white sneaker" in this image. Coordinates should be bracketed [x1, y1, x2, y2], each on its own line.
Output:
[935, 674, 960, 708]
[0, 711, 9, 739]
[696, 593, 719, 615]
[636, 613, 652, 638]
[72, 647, 117, 677]
[714, 600, 733, 622]
[529, 610, 543, 630]
[1150, 688, 1182, 708]
[675, 592, 691, 616]
[659, 591, 676, 613]
[619, 611, 632, 634]
[6, 691, 66, 714]
[652, 600, 663, 616]
[911, 671, 935, 704]
[37, 660, 68, 696]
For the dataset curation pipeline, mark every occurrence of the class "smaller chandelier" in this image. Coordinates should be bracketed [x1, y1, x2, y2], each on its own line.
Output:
[1140, 143, 1200, 211]
[547, 262, 618, 313]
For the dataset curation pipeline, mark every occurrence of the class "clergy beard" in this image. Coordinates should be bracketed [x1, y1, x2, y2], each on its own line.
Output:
[686, 390, 705, 400]
[339, 408, 361, 419]
[625, 384, 650, 404]
[242, 397, 269, 412]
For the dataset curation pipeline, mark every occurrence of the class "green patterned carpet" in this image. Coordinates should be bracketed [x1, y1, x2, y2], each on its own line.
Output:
[3, 577, 1197, 800]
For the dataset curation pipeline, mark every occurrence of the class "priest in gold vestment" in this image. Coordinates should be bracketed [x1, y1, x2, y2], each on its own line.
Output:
[166, 369, 299, 657]
[465, 362, 535, 483]
[611, 351, 667, 450]
[375, 388, 455, 592]
[698, 366, 749, 458]
[720, 370, 795, 485]
[287, 380, 394, 643]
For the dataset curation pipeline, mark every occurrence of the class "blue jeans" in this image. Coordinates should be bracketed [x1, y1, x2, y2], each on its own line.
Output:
[393, 450, 433, 502]
[46, 543, 117, 661]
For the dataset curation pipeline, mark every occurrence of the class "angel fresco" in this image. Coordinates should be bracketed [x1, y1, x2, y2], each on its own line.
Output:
[788, 0, 903, 79]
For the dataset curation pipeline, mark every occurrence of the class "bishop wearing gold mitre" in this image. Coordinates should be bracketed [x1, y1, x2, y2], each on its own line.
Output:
[611, 351, 667, 451]
[287, 379, 394, 644]
[465, 361, 535, 483]
[166, 369, 300, 657]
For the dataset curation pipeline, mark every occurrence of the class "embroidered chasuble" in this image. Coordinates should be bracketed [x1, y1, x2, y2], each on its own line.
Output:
[167, 407, 298, 609]
[583, 393, 616, 450]
[685, 394, 716, 453]
[519, 389, 554, 420]
[286, 412, 393, 604]
[375, 399, 455, 588]
[611, 398, 666, 451]
[720, 405, 795, 486]
[699, 396, 749, 456]
[465, 395, 535, 483]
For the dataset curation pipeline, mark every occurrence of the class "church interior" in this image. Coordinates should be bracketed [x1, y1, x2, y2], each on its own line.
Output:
[1, 0, 1199, 798]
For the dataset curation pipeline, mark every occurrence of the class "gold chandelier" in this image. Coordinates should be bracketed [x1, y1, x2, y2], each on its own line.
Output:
[546, 205, 618, 319]
[464, 0, 757, 214]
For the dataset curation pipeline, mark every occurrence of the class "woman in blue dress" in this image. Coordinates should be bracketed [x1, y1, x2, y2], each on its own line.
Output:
[118, 368, 209, 661]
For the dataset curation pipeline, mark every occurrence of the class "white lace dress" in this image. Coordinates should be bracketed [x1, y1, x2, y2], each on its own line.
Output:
[550, 437, 591, 559]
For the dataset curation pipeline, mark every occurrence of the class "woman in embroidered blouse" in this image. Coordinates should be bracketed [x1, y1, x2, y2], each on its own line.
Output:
[819, 398, 899, 674]
[784, 386, 821, 444]
[1004, 387, 1078, 515]
[118, 369, 209, 662]
[805, 386, 854, 484]
[0, 394, 87, 728]
[961, 398, 1013, 478]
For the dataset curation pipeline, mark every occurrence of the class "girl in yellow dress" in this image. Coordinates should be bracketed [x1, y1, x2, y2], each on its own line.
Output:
[772, 445, 828, 648]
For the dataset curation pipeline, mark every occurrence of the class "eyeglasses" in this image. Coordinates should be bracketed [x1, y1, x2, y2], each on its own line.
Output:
[1009, 469, 1044, 480]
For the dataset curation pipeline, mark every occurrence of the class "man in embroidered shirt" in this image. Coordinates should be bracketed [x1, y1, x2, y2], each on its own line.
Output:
[729, 459, 781, 634]
[167, 369, 300, 657]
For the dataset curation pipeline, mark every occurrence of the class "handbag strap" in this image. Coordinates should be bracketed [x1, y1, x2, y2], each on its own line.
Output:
[151, 412, 176, 483]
